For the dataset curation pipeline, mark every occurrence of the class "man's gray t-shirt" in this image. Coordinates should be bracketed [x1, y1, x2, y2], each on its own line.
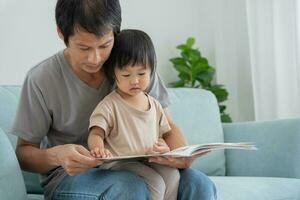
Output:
[11, 50, 170, 199]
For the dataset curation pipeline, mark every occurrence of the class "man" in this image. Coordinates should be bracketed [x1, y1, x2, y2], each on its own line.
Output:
[12, 0, 217, 199]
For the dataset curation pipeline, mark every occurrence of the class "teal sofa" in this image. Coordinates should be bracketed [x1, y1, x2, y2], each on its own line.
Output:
[0, 85, 300, 200]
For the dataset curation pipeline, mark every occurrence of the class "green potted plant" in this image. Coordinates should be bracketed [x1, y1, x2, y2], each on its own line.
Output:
[169, 37, 232, 122]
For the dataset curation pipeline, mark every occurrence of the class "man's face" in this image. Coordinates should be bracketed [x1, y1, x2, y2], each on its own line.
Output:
[64, 29, 114, 74]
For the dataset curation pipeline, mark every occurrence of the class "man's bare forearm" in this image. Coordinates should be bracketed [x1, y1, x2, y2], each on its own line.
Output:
[16, 138, 60, 173]
[164, 123, 187, 150]
[163, 108, 188, 150]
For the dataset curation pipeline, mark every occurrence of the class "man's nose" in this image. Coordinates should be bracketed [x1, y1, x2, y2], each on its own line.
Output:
[87, 50, 101, 65]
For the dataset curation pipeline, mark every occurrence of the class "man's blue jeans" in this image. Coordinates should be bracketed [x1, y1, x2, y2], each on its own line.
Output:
[52, 168, 217, 200]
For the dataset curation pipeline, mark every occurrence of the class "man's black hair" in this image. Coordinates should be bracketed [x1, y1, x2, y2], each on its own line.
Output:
[55, 0, 121, 45]
[104, 29, 156, 84]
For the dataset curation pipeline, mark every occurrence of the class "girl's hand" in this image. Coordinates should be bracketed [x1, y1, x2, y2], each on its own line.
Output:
[90, 147, 113, 158]
[145, 138, 170, 154]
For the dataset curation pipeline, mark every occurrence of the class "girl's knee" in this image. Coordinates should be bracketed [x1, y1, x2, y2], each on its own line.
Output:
[147, 174, 166, 200]
[164, 169, 180, 188]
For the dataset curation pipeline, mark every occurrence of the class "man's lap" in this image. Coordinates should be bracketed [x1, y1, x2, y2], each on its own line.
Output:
[52, 168, 150, 200]
[52, 167, 217, 200]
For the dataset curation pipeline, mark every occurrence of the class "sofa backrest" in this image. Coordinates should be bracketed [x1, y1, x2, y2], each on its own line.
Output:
[168, 88, 225, 175]
[0, 86, 44, 194]
[0, 86, 225, 194]
[0, 127, 27, 200]
[0, 86, 20, 145]
[223, 119, 300, 178]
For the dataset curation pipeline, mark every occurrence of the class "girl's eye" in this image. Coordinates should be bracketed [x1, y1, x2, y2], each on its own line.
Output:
[139, 73, 146, 76]
[122, 74, 130, 77]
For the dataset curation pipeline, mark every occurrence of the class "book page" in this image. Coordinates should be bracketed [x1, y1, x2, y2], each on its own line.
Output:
[96, 142, 257, 161]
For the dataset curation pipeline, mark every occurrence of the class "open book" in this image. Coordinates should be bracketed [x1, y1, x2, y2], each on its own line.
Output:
[96, 142, 257, 161]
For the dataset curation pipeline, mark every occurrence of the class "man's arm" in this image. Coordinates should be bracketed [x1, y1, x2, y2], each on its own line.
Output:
[162, 108, 187, 150]
[149, 108, 209, 169]
[16, 138, 102, 175]
[16, 138, 58, 173]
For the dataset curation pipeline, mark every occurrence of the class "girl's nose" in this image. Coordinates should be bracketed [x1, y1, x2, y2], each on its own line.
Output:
[130, 77, 139, 85]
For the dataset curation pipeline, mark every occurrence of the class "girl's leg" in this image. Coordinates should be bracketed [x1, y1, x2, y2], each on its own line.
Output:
[110, 161, 166, 200]
[148, 163, 180, 200]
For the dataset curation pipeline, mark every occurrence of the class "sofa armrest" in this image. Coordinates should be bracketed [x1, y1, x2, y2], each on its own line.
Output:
[0, 127, 27, 199]
[222, 118, 300, 178]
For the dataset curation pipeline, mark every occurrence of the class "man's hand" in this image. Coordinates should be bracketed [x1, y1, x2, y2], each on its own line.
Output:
[52, 144, 103, 176]
[145, 138, 170, 154]
[148, 151, 210, 169]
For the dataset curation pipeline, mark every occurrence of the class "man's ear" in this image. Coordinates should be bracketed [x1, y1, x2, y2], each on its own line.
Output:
[57, 26, 64, 40]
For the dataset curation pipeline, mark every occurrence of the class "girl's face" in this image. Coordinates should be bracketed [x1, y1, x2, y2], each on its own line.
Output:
[114, 64, 151, 97]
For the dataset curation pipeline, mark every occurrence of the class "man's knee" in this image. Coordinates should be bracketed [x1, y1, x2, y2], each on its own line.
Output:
[178, 168, 217, 200]
[104, 171, 150, 199]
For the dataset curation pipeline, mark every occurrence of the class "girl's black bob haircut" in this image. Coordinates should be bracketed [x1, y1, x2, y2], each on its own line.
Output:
[104, 29, 156, 84]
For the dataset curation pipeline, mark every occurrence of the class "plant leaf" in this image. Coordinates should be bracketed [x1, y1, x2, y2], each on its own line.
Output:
[170, 57, 187, 66]
[186, 37, 195, 48]
[208, 87, 228, 103]
[181, 51, 190, 62]
[178, 72, 190, 81]
[219, 105, 226, 113]
[174, 65, 191, 76]
[221, 113, 232, 123]
[195, 72, 214, 85]
[169, 80, 186, 87]
[177, 44, 188, 51]
[170, 36, 232, 122]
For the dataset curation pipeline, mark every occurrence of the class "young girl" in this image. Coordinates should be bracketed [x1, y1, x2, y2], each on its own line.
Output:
[88, 29, 179, 200]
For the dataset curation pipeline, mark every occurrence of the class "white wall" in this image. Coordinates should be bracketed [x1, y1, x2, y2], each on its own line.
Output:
[0, 0, 254, 122]
[0, 0, 64, 84]
[0, 0, 215, 85]
[214, 0, 255, 122]
[121, 0, 216, 85]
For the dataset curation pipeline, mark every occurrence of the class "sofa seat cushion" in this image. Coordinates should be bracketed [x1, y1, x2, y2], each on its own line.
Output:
[27, 194, 44, 200]
[211, 176, 300, 200]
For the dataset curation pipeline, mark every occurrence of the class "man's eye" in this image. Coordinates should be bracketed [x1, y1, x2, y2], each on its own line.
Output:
[100, 43, 111, 49]
[80, 47, 89, 51]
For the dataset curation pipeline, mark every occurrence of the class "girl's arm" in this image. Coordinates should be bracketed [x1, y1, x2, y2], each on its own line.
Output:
[88, 126, 112, 158]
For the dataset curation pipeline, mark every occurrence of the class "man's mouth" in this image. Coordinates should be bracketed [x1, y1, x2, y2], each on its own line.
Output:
[86, 64, 100, 68]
